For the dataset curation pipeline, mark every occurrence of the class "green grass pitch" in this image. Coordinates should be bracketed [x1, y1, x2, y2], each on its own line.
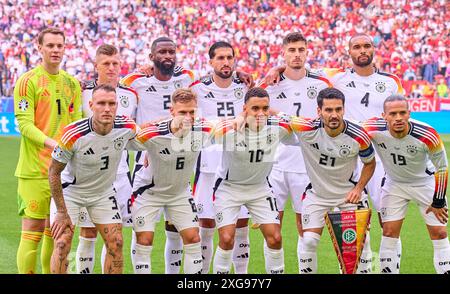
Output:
[0, 135, 449, 274]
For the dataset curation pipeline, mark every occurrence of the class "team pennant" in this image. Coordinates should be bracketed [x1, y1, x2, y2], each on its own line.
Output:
[325, 209, 371, 274]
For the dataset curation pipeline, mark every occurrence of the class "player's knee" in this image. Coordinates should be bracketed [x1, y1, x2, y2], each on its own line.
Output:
[236, 218, 249, 228]
[382, 227, 399, 238]
[430, 229, 448, 240]
[184, 233, 201, 245]
[219, 231, 235, 248]
[54, 236, 72, 257]
[80, 227, 97, 238]
[266, 232, 282, 248]
[105, 233, 124, 253]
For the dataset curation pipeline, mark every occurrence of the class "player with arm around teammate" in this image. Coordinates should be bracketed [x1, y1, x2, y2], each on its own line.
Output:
[49, 84, 138, 274]
[363, 95, 449, 274]
[212, 87, 298, 274]
[289, 87, 376, 274]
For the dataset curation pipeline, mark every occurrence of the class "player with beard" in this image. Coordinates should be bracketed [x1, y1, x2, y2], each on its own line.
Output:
[121, 37, 195, 274]
[262, 33, 403, 273]
[190, 41, 251, 274]
[258, 33, 331, 273]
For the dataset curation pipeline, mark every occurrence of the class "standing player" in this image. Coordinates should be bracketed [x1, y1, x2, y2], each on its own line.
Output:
[263, 33, 403, 272]
[212, 87, 296, 274]
[49, 84, 138, 274]
[259, 32, 332, 273]
[75, 44, 138, 274]
[363, 95, 449, 274]
[121, 37, 195, 273]
[14, 27, 82, 274]
[289, 88, 376, 274]
[190, 41, 251, 274]
[131, 89, 215, 274]
[322, 34, 404, 271]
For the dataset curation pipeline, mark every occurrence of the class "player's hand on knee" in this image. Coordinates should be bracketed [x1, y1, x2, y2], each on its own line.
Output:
[426, 206, 448, 224]
[51, 211, 74, 239]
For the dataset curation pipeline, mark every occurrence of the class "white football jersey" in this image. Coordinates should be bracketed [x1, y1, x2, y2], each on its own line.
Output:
[363, 118, 448, 205]
[262, 72, 332, 173]
[52, 116, 138, 198]
[190, 75, 247, 173]
[291, 117, 375, 199]
[120, 66, 195, 124]
[133, 118, 215, 198]
[216, 116, 296, 186]
[322, 67, 404, 122]
[81, 80, 138, 175]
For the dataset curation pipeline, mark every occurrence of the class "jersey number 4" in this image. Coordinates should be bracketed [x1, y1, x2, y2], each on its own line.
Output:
[361, 93, 370, 107]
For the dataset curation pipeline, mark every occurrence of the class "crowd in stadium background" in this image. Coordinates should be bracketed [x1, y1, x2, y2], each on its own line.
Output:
[0, 0, 448, 98]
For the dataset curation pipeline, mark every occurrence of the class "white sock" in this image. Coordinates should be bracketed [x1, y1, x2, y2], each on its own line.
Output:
[213, 246, 233, 274]
[265, 246, 284, 274]
[100, 244, 107, 274]
[183, 242, 203, 274]
[298, 231, 320, 274]
[165, 230, 183, 274]
[200, 227, 215, 274]
[232, 227, 250, 274]
[134, 243, 152, 274]
[432, 238, 450, 274]
[357, 233, 373, 274]
[379, 236, 399, 274]
[297, 235, 302, 274]
[76, 236, 96, 274]
[263, 238, 268, 258]
[131, 231, 137, 270]
[397, 237, 402, 270]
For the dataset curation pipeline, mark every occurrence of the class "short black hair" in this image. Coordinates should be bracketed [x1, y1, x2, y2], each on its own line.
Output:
[244, 87, 269, 103]
[282, 32, 307, 46]
[317, 87, 345, 108]
[348, 33, 374, 48]
[151, 37, 175, 53]
[383, 94, 409, 112]
[209, 41, 235, 59]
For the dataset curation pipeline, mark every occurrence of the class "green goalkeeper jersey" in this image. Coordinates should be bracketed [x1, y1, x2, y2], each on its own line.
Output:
[14, 65, 82, 179]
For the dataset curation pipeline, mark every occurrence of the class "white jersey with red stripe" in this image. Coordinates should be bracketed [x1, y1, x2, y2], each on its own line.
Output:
[363, 117, 448, 206]
[190, 75, 247, 173]
[216, 116, 296, 186]
[120, 66, 195, 124]
[81, 80, 138, 174]
[261, 71, 332, 173]
[291, 116, 375, 200]
[322, 67, 404, 122]
[52, 116, 138, 198]
[133, 118, 215, 198]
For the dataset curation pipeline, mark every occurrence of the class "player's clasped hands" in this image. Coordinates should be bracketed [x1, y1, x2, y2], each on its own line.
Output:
[426, 206, 449, 224]
[51, 211, 74, 239]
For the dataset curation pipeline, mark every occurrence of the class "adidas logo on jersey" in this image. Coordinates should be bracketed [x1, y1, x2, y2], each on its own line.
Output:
[378, 142, 387, 149]
[346, 81, 356, 88]
[310, 143, 319, 150]
[80, 267, 90, 274]
[236, 141, 247, 147]
[276, 92, 287, 99]
[171, 260, 182, 266]
[237, 253, 249, 259]
[159, 148, 171, 155]
[83, 148, 95, 155]
[204, 92, 215, 99]
[112, 212, 121, 220]
[146, 85, 157, 92]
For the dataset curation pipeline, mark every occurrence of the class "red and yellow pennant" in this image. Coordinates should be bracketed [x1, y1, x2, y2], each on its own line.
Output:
[325, 209, 371, 274]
